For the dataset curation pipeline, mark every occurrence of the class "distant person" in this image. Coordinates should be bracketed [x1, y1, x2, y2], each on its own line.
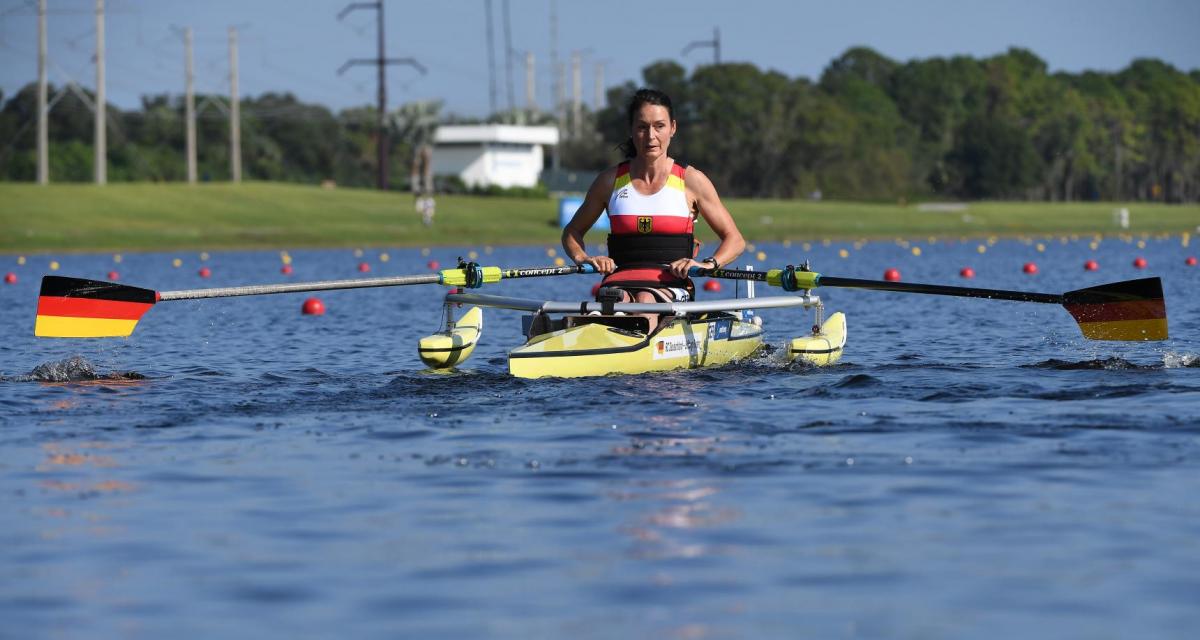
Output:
[411, 144, 435, 226]
[562, 88, 745, 331]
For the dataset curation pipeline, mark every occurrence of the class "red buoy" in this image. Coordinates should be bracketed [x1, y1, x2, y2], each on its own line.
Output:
[357, 262, 370, 273]
[198, 266, 212, 278]
[1083, 260, 1099, 271]
[302, 298, 325, 315]
[703, 279, 722, 292]
[883, 268, 901, 282]
[107, 270, 120, 281]
[1132, 257, 1147, 269]
[590, 282, 602, 296]
[426, 260, 440, 270]
[959, 267, 975, 279]
[3, 272, 15, 284]
[1022, 262, 1038, 274]
[281, 264, 294, 275]
[1186, 256, 1197, 266]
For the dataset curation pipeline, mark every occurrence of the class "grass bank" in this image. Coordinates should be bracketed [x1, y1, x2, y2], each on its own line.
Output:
[2, 181, 1197, 253]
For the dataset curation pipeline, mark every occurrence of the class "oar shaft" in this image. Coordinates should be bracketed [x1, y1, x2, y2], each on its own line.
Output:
[159, 274, 442, 301]
[816, 276, 1064, 304]
[157, 263, 594, 301]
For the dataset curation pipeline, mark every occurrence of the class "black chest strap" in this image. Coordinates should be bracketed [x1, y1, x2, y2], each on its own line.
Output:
[607, 233, 694, 267]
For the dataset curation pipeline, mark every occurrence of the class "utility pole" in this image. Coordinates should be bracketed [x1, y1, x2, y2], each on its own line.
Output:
[184, 27, 196, 184]
[484, 0, 496, 114]
[94, 0, 106, 184]
[571, 51, 581, 138]
[594, 61, 604, 110]
[682, 27, 721, 65]
[502, 0, 513, 112]
[525, 51, 536, 116]
[229, 26, 241, 183]
[549, 0, 560, 168]
[37, 0, 47, 185]
[338, 1, 426, 190]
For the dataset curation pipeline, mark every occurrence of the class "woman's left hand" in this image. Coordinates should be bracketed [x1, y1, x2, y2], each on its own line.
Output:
[668, 258, 705, 279]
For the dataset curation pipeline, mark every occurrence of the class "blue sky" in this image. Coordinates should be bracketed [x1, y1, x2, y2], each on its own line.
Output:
[1, 0, 1197, 117]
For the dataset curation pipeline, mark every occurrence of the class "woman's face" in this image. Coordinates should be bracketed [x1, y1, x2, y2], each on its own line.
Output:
[631, 104, 676, 161]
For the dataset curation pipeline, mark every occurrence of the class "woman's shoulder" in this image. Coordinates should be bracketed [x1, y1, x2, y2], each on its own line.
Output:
[601, 161, 634, 180]
[585, 164, 623, 194]
[599, 164, 622, 181]
[680, 162, 712, 185]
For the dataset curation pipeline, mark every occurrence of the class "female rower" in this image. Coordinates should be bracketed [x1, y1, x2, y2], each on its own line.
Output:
[562, 88, 745, 331]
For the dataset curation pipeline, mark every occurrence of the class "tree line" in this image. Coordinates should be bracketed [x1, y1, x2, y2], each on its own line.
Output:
[587, 48, 1200, 202]
[2, 46, 1197, 202]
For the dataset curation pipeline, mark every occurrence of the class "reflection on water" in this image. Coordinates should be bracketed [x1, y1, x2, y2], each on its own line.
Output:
[616, 480, 737, 561]
[32, 442, 136, 543]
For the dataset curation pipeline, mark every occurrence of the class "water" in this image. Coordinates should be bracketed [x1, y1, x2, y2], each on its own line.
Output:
[2, 238, 1198, 639]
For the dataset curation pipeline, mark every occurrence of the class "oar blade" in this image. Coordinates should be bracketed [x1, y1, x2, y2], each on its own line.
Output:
[35, 276, 158, 338]
[1062, 277, 1167, 341]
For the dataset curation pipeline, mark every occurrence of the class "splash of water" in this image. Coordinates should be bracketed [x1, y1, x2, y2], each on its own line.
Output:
[1162, 352, 1199, 369]
[18, 355, 146, 382]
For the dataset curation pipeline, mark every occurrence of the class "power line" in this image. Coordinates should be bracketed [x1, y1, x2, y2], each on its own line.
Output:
[502, 0, 513, 112]
[484, 0, 496, 114]
[336, 1, 425, 190]
[682, 27, 721, 66]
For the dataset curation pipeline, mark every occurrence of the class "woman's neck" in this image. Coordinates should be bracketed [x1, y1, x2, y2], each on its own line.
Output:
[629, 155, 672, 181]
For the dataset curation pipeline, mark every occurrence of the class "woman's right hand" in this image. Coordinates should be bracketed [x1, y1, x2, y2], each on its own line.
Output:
[579, 255, 616, 274]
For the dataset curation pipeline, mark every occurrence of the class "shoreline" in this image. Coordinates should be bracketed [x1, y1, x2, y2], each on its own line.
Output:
[2, 181, 1196, 255]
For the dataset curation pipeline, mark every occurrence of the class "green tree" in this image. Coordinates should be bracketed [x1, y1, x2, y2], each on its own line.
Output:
[946, 115, 1043, 198]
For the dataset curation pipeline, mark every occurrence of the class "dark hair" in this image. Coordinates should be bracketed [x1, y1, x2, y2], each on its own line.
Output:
[617, 88, 675, 159]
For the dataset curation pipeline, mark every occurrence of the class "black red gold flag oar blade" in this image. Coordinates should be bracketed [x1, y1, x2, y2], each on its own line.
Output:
[35, 276, 158, 338]
[1062, 277, 1167, 341]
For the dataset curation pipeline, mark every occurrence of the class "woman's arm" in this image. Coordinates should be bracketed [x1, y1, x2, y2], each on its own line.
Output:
[562, 168, 618, 274]
[668, 167, 745, 278]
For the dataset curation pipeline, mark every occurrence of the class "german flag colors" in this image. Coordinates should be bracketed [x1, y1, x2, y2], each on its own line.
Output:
[35, 276, 158, 338]
[1062, 277, 1168, 341]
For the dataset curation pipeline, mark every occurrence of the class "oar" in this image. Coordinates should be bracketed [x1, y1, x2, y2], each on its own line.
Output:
[35, 262, 595, 338]
[691, 266, 1168, 341]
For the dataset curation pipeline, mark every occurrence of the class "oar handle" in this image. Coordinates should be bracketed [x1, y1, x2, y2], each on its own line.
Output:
[502, 264, 596, 278]
[439, 263, 595, 287]
[690, 266, 819, 291]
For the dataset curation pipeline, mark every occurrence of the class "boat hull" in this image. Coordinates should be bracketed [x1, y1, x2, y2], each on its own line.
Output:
[788, 311, 846, 366]
[509, 313, 763, 379]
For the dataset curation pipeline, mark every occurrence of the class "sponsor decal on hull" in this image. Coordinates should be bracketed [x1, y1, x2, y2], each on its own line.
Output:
[653, 333, 699, 360]
[707, 318, 732, 340]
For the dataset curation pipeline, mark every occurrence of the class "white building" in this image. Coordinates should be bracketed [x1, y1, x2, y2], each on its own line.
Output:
[431, 125, 559, 189]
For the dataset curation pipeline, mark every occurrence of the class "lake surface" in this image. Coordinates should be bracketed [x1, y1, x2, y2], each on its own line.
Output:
[2, 236, 1198, 639]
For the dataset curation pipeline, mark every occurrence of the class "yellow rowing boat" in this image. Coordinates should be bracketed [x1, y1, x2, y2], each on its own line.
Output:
[419, 291, 846, 378]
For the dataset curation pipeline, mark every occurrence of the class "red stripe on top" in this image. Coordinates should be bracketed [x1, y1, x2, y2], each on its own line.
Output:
[614, 162, 630, 178]
[1064, 299, 1166, 323]
[36, 295, 154, 320]
[671, 163, 686, 179]
[609, 215, 694, 235]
